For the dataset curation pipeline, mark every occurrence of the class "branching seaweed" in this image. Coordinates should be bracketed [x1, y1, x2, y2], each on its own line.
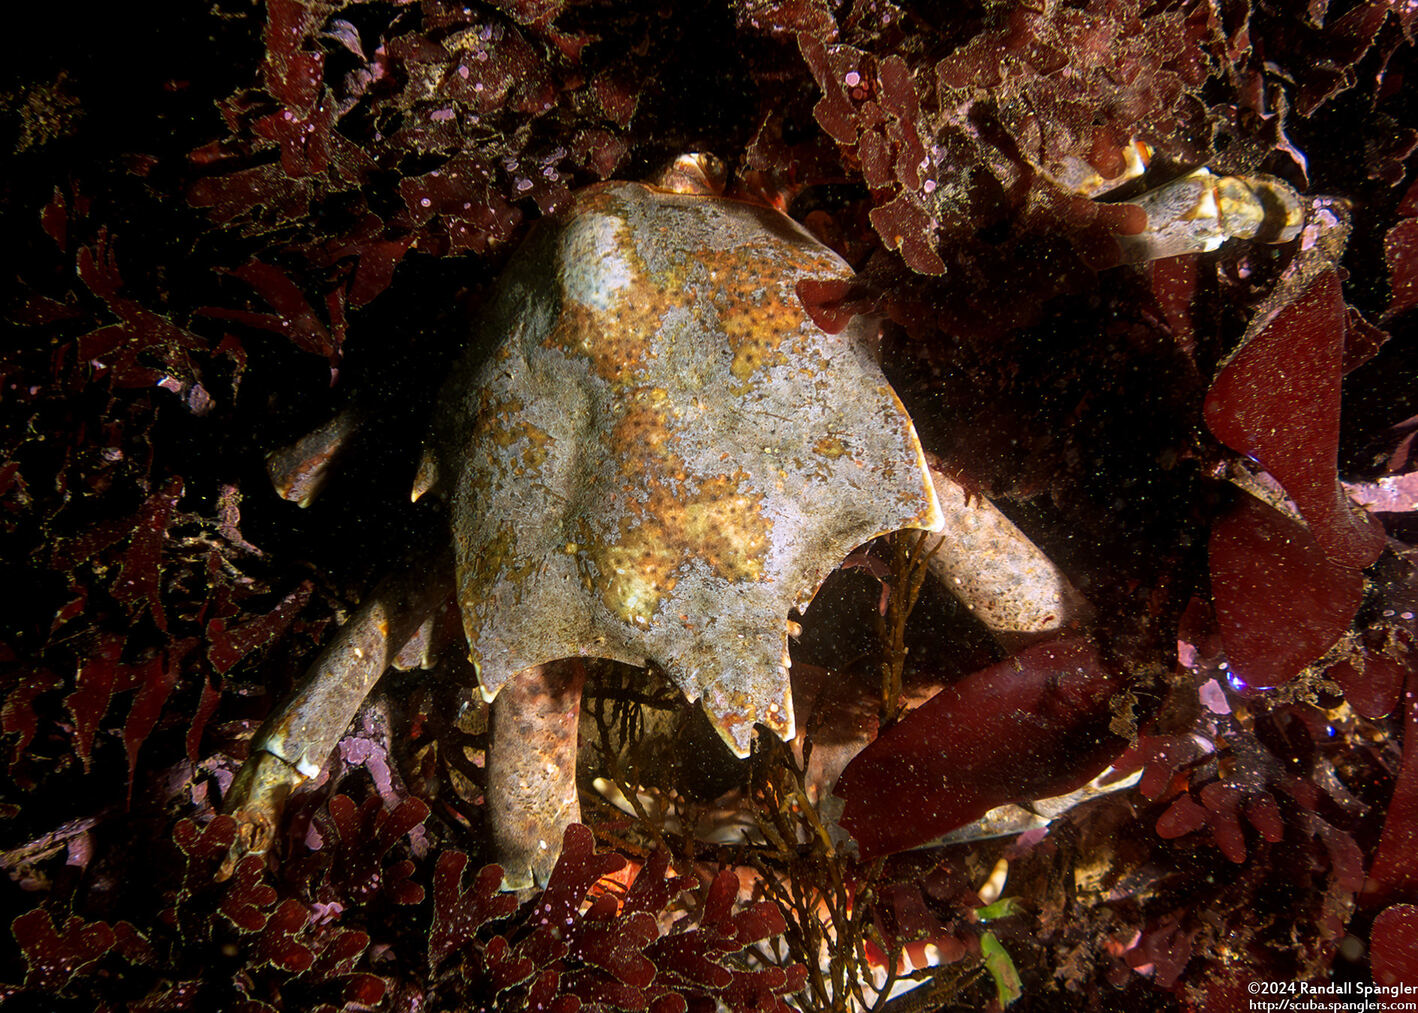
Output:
[874, 530, 942, 730]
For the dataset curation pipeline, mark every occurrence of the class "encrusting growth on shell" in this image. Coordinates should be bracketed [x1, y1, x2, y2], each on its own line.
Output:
[426, 176, 943, 759]
[225, 161, 944, 889]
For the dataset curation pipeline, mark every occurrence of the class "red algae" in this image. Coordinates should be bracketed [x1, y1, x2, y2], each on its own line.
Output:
[3, 1, 1417, 1009]
[835, 637, 1124, 860]
[1209, 493, 1366, 688]
[1205, 271, 1386, 569]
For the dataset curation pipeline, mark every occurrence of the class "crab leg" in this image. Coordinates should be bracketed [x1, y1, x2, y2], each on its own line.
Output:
[264, 405, 364, 508]
[922, 465, 1092, 645]
[487, 660, 586, 890]
[222, 556, 451, 871]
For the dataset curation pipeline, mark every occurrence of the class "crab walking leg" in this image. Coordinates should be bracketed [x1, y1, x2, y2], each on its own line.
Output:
[223, 558, 451, 870]
[923, 466, 1092, 644]
[487, 660, 586, 891]
[264, 404, 364, 508]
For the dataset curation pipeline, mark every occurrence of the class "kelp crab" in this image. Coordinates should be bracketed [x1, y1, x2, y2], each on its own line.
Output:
[225, 156, 954, 887]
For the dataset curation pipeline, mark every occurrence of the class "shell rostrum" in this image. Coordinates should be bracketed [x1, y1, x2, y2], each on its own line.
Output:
[433, 180, 943, 756]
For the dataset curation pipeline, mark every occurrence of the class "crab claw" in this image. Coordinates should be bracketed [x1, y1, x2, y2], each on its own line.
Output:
[218, 749, 303, 880]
